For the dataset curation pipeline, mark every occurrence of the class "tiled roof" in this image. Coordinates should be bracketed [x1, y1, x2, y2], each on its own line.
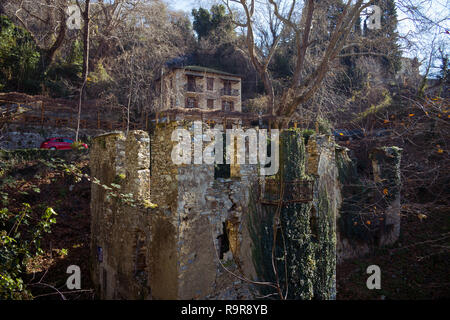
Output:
[176, 65, 240, 78]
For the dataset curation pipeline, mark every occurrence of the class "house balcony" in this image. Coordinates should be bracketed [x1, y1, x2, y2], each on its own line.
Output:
[220, 88, 240, 96]
[183, 84, 204, 93]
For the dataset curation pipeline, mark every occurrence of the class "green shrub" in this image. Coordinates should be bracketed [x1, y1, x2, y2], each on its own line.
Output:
[0, 204, 57, 299]
[0, 15, 41, 93]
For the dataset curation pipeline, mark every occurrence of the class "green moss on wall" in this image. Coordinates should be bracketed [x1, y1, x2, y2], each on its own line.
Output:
[248, 130, 336, 299]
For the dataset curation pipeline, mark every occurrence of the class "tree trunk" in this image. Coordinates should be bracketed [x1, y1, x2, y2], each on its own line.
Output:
[75, 0, 90, 142]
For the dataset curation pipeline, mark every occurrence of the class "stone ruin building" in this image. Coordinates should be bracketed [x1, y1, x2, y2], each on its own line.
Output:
[89, 67, 402, 300]
[89, 114, 401, 300]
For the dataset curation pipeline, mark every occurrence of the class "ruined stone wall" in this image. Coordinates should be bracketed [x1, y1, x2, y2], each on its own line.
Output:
[149, 122, 257, 299]
[90, 124, 401, 299]
[90, 125, 259, 299]
[90, 131, 154, 299]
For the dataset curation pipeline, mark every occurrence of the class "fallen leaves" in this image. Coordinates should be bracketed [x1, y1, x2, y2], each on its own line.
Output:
[417, 213, 428, 222]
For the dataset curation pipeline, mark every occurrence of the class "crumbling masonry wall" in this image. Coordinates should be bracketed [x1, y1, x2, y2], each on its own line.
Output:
[90, 126, 261, 299]
[90, 125, 401, 299]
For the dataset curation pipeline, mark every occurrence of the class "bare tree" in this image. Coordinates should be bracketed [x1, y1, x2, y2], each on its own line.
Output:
[3, 0, 70, 72]
[96, 0, 194, 118]
[224, 0, 376, 122]
[75, 0, 90, 142]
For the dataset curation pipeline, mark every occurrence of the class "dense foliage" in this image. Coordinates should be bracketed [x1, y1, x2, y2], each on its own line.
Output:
[0, 204, 57, 299]
[0, 15, 41, 93]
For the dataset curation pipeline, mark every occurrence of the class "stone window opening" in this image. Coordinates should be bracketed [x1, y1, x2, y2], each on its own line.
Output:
[214, 133, 231, 179]
[223, 80, 232, 95]
[217, 222, 230, 259]
[207, 99, 214, 109]
[207, 77, 214, 91]
[187, 75, 196, 92]
[222, 100, 234, 112]
[185, 97, 198, 108]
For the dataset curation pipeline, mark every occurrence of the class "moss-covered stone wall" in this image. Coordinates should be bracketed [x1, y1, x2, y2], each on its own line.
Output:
[248, 130, 337, 300]
[90, 126, 340, 300]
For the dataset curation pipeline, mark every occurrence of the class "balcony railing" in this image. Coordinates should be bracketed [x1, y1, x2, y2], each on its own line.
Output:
[183, 84, 204, 93]
[220, 88, 240, 96]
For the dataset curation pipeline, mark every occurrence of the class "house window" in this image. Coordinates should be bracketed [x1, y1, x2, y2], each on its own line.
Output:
[207, 78, 214, 91]
[222, 100, 234, 112]
[187, 76, 196, 92]
[207, 99, 214, 109]
[186, 97, 198, 108]
[169, 77, 173, 89]
[223, 80, 232, 95]
[170, 97, 174, 108]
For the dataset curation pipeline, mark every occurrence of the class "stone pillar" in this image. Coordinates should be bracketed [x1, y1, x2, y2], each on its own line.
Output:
[90, 131, 153, 299]
[369, 146, 402, 246]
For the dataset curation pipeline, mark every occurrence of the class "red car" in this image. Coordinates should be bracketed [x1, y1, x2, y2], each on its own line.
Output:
[40, 137, 88, 150]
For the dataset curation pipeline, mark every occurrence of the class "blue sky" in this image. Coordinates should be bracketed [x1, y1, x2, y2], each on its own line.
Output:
[168, 0, 198, 12]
